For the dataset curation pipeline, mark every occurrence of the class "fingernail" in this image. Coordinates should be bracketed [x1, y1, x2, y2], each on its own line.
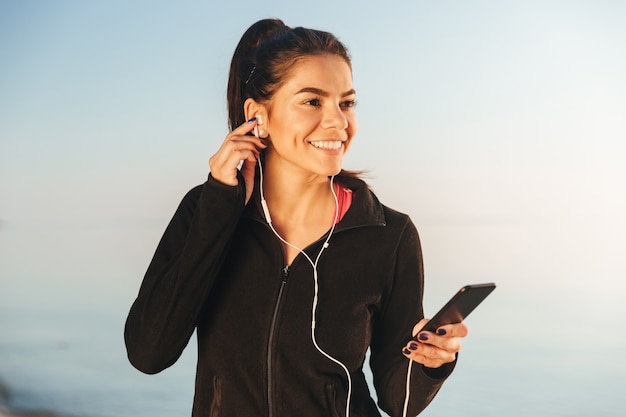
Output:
[418, 333, 429, 341]
[402, 348, 411, 355]
[247, 117, 257, 123]
[408, 342, 419, 351]
[437, 328, 447, 336]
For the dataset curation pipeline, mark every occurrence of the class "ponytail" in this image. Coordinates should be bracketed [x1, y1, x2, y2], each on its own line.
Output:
[227, 19, 288, 130]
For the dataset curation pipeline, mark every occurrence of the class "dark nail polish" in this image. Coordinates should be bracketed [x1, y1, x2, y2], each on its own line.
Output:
[418, 333, 429, 341]
[437, 328, 447, 336]
[409, 342, 419, 351]
[247, 117, 257, 123]
[402, 348, 411, 355]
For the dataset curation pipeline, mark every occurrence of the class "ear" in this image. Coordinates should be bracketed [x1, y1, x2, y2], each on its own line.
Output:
[244, 98, 268, 125]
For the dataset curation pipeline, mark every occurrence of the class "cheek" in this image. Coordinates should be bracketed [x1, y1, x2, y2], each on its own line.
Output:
[344, 119, 358, 153]
[348, 114, 358, 138]
[274, 111, 318, 137]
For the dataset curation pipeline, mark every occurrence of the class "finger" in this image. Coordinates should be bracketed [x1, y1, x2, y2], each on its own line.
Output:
[422, 333, 462, 353]
[230, 117, 259, 136]
[402, 341, 456, 368]
[411, 318, 430, 337]
[228, 117, 268, 147]
[209, 146, 260, 186]
[222, 117, 269, 152]
[209, 116, 268, 186]
[434, 322, 469, 338]
[223, 133, 268, 155]
[223, 147, 261, 169]
[226, 139, 265, 156]
[209, 145, 257, 171]
[413, 321, 469, 343]
[415, 324, 467, 350]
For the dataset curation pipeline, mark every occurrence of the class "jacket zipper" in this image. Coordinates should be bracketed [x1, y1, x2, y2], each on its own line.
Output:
[261, 218, 385, 416]
[267, 265, 290, 417]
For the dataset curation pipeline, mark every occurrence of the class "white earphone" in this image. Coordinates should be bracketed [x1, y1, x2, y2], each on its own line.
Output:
[253, 114, 353, 416]
[252, 114, 413, 417]
[253, 114, 264, 138]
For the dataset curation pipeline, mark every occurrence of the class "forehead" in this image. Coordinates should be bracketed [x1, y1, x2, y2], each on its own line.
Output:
[280, 54, 354, 94]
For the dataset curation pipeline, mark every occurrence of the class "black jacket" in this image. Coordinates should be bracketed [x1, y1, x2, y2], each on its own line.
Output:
[125, 174, 454, 417]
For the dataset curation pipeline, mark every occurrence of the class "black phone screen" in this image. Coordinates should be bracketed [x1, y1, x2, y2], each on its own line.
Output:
[421, 283, 496, 333]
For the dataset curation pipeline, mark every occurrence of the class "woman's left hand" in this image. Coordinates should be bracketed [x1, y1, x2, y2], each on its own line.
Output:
[401, 319, 469, 368]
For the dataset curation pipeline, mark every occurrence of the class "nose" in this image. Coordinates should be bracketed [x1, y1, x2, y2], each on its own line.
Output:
[321, 103, 348, 130]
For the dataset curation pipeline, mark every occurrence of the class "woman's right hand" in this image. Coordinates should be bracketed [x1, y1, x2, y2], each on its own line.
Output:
[208, 118, 267, 204]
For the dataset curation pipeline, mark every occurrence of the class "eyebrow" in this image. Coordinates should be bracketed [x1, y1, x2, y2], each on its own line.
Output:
[295, 87, 356, 97]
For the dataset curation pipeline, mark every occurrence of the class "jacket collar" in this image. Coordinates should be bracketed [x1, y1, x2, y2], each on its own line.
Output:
[243, 174, 387, 232]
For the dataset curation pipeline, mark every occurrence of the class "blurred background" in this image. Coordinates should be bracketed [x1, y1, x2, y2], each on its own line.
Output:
[1, 1, 625, 416]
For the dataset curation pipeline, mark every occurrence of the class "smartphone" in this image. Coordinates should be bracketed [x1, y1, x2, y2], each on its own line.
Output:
[419, 283, 496, 334]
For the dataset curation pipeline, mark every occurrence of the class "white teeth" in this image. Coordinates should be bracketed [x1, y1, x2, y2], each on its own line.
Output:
[310, 141, 342, 150]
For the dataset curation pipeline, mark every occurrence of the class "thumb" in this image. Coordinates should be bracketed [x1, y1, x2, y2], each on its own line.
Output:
[412, 318, 430, 337]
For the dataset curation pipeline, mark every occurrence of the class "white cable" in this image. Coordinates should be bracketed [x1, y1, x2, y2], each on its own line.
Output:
[258, 156, 352, 417]
[402, 358, 413, 417]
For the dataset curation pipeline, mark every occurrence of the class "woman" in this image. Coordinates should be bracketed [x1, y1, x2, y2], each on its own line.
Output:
[125, 18, 467, 417]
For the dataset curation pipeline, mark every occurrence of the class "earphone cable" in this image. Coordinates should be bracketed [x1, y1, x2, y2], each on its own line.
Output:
[257, 157, 352, 417]
[402, 358, 413, 417]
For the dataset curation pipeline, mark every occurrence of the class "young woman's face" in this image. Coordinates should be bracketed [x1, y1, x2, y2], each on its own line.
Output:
[264, 54, 357, 178]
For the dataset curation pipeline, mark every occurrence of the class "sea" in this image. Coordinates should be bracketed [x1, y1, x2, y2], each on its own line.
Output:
[1, 219, 625, 417]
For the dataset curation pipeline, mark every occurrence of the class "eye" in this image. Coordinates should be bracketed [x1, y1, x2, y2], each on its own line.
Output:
[340, 99, 357, 109]
[304, 98, 321, 107]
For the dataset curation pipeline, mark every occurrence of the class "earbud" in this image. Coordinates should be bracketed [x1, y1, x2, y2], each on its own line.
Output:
[251, 114, 263, 137]
[254, 114, 267, 138]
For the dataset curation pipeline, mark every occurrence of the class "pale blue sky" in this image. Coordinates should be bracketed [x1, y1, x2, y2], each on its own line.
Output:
[1, 0, 625, 300]
[1, 2, 626, 416]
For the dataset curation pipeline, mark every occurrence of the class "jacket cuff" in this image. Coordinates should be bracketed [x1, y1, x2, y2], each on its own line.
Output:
[207, 172, 245, 197]
[421, 353, 458, 380]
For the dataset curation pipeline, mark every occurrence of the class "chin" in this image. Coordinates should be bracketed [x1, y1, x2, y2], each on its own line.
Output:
[308, 159, 344, 178]
[323, 166, 343, 178]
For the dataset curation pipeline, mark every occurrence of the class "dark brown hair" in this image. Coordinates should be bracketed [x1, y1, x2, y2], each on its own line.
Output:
[227, 18, 352, 130]
[226, 19, 363, 181]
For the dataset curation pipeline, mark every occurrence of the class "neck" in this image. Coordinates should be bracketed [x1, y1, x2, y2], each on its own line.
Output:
[258, 155, 340, 265]
[259, 159, 336, 227]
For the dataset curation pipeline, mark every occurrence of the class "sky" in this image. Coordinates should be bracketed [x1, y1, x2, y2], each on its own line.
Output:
[0, 1, 625, 416]
[1, 1, 625, 304]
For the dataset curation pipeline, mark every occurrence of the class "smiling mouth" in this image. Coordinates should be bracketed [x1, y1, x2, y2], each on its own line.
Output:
[309, 140, 343, 150]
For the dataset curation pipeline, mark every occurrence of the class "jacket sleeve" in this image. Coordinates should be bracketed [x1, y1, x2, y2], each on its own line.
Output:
[124, 174, 246, 374]
[370, 216, 456, 417]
